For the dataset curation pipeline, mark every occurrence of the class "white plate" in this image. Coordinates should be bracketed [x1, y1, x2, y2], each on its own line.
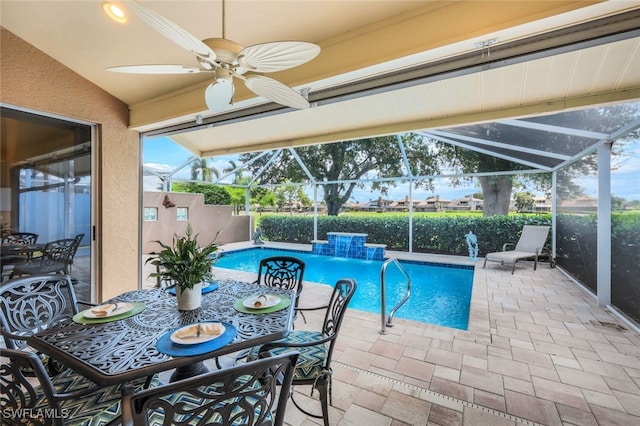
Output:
[170, 323, 226, 345]
[242, 294, 281, 309]
[84, 302, 134, 319]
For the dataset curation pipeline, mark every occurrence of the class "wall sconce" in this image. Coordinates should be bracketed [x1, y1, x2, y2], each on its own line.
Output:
[163, 195, 175, 208]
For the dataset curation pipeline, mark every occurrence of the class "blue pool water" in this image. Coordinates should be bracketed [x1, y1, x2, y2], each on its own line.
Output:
[215, 247, 474, 330]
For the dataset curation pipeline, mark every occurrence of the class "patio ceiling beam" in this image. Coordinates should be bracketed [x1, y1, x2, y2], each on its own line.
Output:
[499, 119, 609, 139]
[288, 148, 317, 184]
[396, 135, 412, 178]
[418, 131, 554, 172]
[427, 129, 572, 161]
[551, 116, 640, 172]
[243, 150, 282, 187]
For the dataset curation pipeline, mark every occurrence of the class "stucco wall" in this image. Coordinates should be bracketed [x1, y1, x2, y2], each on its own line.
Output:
[142, 192, 251, 254]
[1, 28, 139, 301]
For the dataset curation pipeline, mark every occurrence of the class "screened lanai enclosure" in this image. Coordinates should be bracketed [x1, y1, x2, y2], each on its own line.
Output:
[143, 100, 640, 327]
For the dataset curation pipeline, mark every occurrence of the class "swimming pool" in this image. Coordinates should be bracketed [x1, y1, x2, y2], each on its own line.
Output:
[215, 247, 474, 330]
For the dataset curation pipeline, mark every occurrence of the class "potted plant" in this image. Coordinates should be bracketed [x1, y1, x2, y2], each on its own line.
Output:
[147, 224, 219, 311]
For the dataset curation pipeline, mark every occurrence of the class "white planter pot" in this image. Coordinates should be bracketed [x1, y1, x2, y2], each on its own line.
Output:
[176, 282, 203, 311]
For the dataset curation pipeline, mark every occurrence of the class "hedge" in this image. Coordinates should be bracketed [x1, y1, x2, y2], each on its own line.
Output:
[258, 214, 553, 256]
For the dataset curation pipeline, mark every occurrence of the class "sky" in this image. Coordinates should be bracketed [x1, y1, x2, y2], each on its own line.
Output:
[143, 134, 640, 203]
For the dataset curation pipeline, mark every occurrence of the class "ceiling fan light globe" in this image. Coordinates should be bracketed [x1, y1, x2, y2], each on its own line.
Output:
[205, 80, 234, 111]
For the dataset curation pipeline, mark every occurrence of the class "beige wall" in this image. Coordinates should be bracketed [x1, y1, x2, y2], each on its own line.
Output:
[1, 28, 139, 301]
[142, 192, 251, 254]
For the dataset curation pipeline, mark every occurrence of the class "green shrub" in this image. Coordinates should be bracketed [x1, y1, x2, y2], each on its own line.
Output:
[259, 214, 552, 256]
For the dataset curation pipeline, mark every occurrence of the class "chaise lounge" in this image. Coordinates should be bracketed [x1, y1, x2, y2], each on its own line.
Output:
[483, 225, 550, 274]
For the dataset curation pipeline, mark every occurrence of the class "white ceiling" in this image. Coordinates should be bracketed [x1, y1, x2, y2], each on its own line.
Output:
[2, 1, 640, 157]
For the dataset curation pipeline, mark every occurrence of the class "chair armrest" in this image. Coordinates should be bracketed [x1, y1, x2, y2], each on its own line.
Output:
[502, 243, 515, 251]
[76, 300, 96, 307]
[295, 304, 328, 313]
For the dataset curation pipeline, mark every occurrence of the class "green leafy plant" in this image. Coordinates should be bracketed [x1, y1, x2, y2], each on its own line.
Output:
[146, 224, 219, 291]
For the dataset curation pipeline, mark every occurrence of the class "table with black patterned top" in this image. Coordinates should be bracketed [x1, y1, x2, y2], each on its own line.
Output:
[26, 280, 295, 386]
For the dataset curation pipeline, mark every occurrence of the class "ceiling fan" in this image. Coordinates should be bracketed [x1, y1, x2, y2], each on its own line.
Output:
[104, 0, 320, 111]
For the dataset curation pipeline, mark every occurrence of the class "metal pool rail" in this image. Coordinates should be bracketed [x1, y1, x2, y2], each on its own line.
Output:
[380, 258, 411, 334]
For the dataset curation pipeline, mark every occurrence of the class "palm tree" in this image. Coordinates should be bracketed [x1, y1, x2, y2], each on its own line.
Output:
[190, 158, 220, 182]
[223, 160, 243, 184]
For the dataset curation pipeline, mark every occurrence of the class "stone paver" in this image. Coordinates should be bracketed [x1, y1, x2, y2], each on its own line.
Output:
[201, 244, 640, 425]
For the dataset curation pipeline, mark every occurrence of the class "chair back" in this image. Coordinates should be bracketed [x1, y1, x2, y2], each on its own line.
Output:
[514, 225, 550, 253]
[38, 238, 76, 273]
[0, 348, 63, 425]
[121, 352, 300, 426]
[67, 233, 85, 265]
[2, 232, 38, 245]
[0, 275, 79, 351]
[256, 256, 305, 306]
[321, 278, 357, 367]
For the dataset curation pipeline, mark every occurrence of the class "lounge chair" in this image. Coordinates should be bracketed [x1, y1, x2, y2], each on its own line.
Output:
[483, 225, 550, 274]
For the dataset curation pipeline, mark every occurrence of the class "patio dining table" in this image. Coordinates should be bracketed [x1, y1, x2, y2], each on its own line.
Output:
[26, 279, 295, 387]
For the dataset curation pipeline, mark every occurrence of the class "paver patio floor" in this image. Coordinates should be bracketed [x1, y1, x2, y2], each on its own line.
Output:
[143, 241, 640, 425]
[206, 242, 640, 425]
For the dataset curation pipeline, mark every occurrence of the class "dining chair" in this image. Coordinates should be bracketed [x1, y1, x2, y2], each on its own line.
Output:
[1, 231, 39, 277]
[65, 233, 85, 273]
[121, 352, 299, 426]
[248, 278, 357, 426]
[1, 348, 159, 426]
[0, 274, 85, 376]
[9, 238, 76, 278]
[254, 256, 306, 322]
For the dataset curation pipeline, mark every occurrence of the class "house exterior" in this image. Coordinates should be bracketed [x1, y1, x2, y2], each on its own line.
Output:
[448, 195, 483, 211]
[416, 196, 451, 212]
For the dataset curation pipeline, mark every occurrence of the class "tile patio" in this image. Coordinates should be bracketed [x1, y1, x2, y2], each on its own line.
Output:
[206, 242, 640, 425]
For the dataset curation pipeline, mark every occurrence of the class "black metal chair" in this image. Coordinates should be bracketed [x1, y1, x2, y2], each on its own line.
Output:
[121, 352, 299, 426]
[254, 256, 306, 322]
[9, 238, 76, 278]
[1, 232, 39, 277]
[65, 233, 85, 273]
[248, 278, 357, 426]
[0, 275, 84, 376]
[1, 348, 158, 426]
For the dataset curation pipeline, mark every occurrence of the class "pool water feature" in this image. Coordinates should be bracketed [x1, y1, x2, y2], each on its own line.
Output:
[215, 247, 474, 330]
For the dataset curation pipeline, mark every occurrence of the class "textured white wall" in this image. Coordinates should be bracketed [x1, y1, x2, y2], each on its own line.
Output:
[1, 28, 140, 301]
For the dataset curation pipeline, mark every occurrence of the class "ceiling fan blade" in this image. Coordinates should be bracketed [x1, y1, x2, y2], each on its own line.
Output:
[205, 79, 234, 111]
[238, 41, 320, 73]
[244, 75, 310, 109]
[106, 65, 203, 74]
[127, 0, 216, 61]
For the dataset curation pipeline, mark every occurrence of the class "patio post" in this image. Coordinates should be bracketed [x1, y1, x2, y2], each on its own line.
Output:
[551, 171, 557, 260]
[313, 184, 318, 241]
[596, 142, 612, 307]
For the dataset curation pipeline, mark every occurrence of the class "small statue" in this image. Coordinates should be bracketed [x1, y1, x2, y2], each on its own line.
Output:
[466, 231, 478, 261]
[253, 227, 264, 245]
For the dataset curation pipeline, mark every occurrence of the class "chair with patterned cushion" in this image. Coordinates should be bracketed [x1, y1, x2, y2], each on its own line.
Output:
[0, 275, 85, 376]
[121, 352, 299, 426]
[1, 348, 159, 426]
[248, 278, 357, 426]
[10, 238, 76, 278]
[254, 256, 306, 322]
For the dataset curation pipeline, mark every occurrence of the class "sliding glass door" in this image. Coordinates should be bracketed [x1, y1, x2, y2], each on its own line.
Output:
[0, 106, 93, 300]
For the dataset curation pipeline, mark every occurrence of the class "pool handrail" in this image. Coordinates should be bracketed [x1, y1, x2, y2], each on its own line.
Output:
[380, 258, 411, 334]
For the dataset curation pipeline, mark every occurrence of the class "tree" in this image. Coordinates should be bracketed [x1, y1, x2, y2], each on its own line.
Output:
[241, 135, 439, 215]
[172, 182, 230, 205]
[190, 158, 220, 182]
[514, 192, 536, 212]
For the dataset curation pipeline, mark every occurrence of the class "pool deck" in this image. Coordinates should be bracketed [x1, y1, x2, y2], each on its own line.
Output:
[160, 241, 640, 425]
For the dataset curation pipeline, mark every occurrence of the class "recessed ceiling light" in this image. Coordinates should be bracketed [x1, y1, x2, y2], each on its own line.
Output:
[102, 2, 127, 24]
